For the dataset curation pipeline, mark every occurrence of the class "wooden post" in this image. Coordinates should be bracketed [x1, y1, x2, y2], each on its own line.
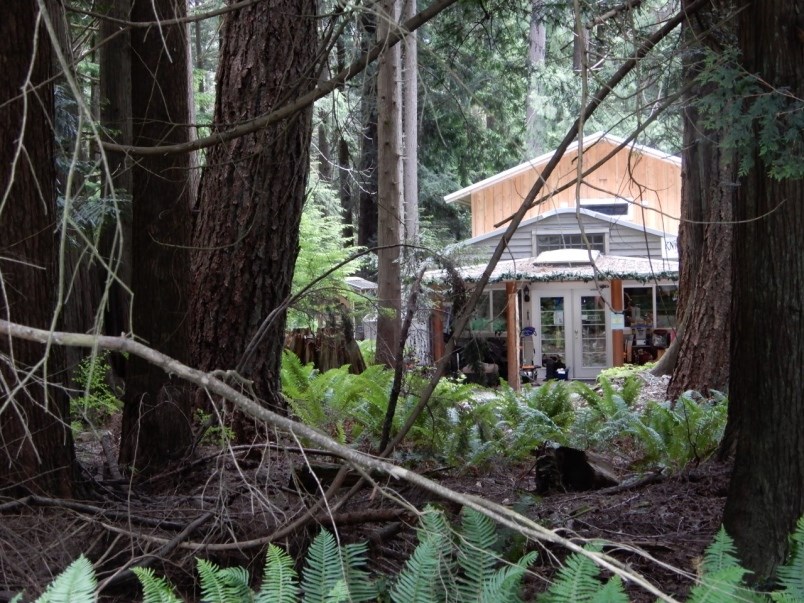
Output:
[506, 281, 521, 390]
[431, 306, 445, 364]
[611, 279, 624, 367]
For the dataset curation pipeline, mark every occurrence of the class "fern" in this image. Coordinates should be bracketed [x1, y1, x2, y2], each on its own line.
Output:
[776, 517, 804, 599]
[301, 530, 376, 603]
[257, 543, 300, 603]
[196, 558, 252, 603]
[34, 556, 97, 603]
[131, 567, 182, 603]
[539, 544, 626, 603]
[391, 510, 454, 603]
[456, 507, 500, 601]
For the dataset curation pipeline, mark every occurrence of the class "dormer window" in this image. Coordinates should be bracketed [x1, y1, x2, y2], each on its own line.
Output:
[535, 232, 606, 255]
[580, 199, 630, 216]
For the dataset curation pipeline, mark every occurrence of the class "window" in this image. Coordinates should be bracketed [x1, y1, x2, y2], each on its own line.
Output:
[536, 233, 606, 255]
[581, 202, 629, 216]
[656, 286, 678, 328]
[469, 289, 508, 333]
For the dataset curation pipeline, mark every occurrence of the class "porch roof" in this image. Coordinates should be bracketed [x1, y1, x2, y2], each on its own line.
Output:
[426, 254, 679, 285]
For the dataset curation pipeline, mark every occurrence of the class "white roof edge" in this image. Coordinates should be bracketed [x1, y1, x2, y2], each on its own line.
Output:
[461, 207, 669, 246]
[443, 132, 681, 204]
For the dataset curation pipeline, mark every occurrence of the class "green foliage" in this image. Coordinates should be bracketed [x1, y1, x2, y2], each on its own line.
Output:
[301, 530, 376, 603]
[70, 351, 122, 431]
[27, 511, 804, 602]
[280, 350, 394, 445]
[258, 544, 300, 603]
[570, 379, 635, 449]
[193, 409, 236, 447]
[539, 543, 627, 603]
[477, 381, 576, 463]
[131, 567, 182, 603]
[392, 506, 536, 603]
[289, 193, 366, 330]
[628, 392, 727, 470]
[696, 47, 804, 180]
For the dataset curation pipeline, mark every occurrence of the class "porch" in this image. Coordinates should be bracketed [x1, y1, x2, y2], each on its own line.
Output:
[428, 252, 679, 389]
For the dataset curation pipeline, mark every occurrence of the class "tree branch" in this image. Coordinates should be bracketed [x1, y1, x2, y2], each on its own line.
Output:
[103, 0, 459, 156]
[0, 318, 676, 601]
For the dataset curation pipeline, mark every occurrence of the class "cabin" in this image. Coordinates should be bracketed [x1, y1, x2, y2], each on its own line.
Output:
[430, 132, 681, 385]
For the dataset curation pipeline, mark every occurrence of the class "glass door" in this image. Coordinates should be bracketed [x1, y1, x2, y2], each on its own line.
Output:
[538, 294, 568, 367]
[574, 294, 608, 379]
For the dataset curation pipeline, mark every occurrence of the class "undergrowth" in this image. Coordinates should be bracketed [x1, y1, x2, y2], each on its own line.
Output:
[70, 351, 122, 432]
[17, 512, 804, 602]
[280, 351, 728, 473]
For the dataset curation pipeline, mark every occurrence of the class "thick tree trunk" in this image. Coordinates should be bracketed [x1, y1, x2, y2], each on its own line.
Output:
[120, 0, 195, 471]
[660, 2, 735, 401]
[375, 0, 403, 367]
[722, 0, 804, 578]
[190, 0, 317, 427]
[0, 2, 75, 497]
[357, 11, 379, 250]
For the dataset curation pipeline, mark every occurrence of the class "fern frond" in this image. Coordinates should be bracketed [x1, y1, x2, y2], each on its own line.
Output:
[776, 516, 804, 599]
[324, 579, 349, 603]
[197, 558, 251, 603]
[539, 545, 607, 603]
[301, 530, 346, 603]
[35, 555, 97, 603]
[589, 575, 629, 603]
[702, 528, 742, 574]
[479, 550, 538, 603]
[456, 507, 499, 601]
[257, 543, 300, 603]
[132, 567, 182, 603]
[390, 534, 448, 603]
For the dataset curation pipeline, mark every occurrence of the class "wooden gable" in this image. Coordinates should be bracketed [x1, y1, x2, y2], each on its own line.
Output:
[448, 134, 682, 239]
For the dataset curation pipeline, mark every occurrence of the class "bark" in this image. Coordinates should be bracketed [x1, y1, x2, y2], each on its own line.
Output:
[663, 2, 736, 401]
[0, 2, 75, 497]
[120, 0, 195, 471]
[336, 37, 355, 244]
[722, 0, 804, 578]
[525, 0, 547, 156]
[98, 0, 133, 376]
[190, 0, 317, 426]
[402, 0, 419, 247]
[357, 10, 379, 250]
[375, 0, 403, 367]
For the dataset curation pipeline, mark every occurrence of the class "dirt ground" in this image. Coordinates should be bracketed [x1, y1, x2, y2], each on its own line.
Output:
[0, 419, 730, 602]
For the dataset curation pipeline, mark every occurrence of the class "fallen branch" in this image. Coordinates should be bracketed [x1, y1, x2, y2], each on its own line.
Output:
[0, 318, 681, 602]
[0, 494, 193, 531]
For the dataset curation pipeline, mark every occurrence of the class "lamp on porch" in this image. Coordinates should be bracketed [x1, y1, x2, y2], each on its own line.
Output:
[523, 284, 530, 302]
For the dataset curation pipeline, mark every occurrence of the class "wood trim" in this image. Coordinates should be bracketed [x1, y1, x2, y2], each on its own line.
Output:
[506, 281, 521, 390]
[611, 279, 624, 367]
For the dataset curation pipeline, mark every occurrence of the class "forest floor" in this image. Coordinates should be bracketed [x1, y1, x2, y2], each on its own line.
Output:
[0, 374, 730, 602]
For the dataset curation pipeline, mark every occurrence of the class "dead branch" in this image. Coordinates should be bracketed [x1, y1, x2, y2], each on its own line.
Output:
[0, 495, 192, 531]
[0, 318, 680, 602]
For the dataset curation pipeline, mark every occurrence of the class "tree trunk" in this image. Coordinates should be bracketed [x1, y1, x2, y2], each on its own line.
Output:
[402, 0, 419, 248]
[525, 0, 547, 156]
[663, 2, 735, 401]
[357, 10, 379, 250]
[190, 0, 317, 428]
[98, 0, 133, 378]
[336, 37, 355, 244]
[120, 0, 196, 471]
[722, 0, 804, 578]
[0, 2, 75, 497]
[375, 0, 403, 367]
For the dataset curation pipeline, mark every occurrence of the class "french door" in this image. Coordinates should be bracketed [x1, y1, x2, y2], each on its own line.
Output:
[537, 290, 609, 380]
